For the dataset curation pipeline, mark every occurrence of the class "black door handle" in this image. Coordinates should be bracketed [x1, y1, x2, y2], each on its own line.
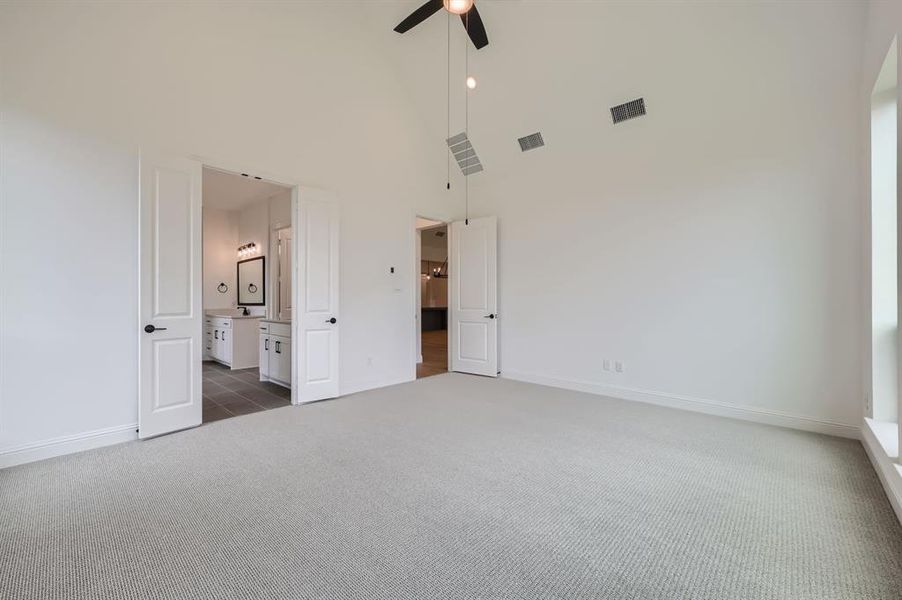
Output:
[326, 317, 337, 324]
[144, 324, 168, 333]
[483, 314, 495, 319]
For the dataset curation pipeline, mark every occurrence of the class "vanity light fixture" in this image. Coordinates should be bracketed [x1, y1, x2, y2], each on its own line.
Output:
[238, 242, 258, 258]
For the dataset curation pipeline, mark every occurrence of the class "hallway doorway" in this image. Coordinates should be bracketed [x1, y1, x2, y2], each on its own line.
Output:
[416, 218, 448, 379]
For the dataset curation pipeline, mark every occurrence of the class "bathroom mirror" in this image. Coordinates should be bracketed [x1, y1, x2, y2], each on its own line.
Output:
[237, 256, 265, 306]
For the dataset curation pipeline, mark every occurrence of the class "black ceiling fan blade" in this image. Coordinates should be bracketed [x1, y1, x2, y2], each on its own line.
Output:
[461, 4, 489, 49]
[394, 0, 444, 34]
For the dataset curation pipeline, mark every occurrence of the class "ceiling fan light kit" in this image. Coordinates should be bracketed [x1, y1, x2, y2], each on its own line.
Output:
[394, 0, 489, 49]
[444, 0, 473, 14]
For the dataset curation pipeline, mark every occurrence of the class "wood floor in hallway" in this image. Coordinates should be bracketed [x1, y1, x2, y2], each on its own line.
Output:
[417, 329, 447, 379]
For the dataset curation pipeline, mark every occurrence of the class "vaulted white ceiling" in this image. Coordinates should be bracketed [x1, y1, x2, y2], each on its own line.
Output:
[362, 1, 863, 201]
[362, 0, 669, 185]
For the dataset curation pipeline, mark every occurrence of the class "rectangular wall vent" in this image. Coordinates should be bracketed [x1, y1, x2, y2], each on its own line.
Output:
[518, 132, 545, 152]
[610, 98, 646, 124]
[447, 132, 484, 176]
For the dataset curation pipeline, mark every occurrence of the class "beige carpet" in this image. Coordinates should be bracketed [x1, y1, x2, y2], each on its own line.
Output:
[2, 374, 901, 599]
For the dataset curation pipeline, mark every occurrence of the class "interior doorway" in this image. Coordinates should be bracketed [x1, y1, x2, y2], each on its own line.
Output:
[201, 167, 295, 423]
[416, 217, 449, 378]
[138, 153, 341, 439]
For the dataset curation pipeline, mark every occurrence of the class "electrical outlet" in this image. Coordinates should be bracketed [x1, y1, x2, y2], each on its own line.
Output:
[603, 359, 611, 372]
[615, 361, 624, 373]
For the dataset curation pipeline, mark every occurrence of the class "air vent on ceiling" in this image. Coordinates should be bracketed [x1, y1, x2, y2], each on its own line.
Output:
[518, 132, 545, 152]
[447, 132, 484, 176]
[610, 98, 646, 124]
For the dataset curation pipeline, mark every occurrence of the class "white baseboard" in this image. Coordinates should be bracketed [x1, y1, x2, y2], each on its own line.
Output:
[502, 370, 859, 439]
[0, 424, 138, 469]
[341, 374, 414, 398]
[861, 419, 902, 526]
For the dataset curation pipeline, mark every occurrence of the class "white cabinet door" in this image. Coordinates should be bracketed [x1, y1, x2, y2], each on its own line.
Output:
[220, 327, 232, 365]
[450, 216, 498, 377]
[271, 335, 291, 384]
[204, 326, 213, 359]
[138, 153, 203, 439]
[212, 328, 222, 361]
[259, 334, 270, 379]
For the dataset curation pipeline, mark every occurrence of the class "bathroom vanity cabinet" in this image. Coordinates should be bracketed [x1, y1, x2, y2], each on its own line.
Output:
[204, 315, 262, 369]
[259, 320, 291, 388]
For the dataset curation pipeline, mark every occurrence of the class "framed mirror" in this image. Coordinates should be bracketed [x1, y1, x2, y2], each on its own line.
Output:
[237, 256, 265, 306]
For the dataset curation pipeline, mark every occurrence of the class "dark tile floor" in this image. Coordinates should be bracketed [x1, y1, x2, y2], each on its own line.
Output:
[203, 361, 291, 423]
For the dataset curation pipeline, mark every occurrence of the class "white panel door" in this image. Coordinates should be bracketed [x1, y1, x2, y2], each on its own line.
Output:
[450, 216, 498, 377]
[139, 154, 203, 439]
[296, 196, 340, 402]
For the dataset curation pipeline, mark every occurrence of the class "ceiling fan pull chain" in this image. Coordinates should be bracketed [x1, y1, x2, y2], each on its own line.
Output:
[447, 9, 451, 192]
[465, 9, 469, 225]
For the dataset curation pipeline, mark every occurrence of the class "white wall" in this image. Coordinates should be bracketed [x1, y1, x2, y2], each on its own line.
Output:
[0, 118, 140, 453]
[377, 0, 867, 433]
[493, 2, 865, 431]
[203, 207, 239, 310]
[0, 1, 452, 460]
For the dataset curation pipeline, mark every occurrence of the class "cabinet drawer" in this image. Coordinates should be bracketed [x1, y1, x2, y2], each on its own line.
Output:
[258, 322, 270, 334]
[269, 322, 291, 337]
[212, 317, 231, 328]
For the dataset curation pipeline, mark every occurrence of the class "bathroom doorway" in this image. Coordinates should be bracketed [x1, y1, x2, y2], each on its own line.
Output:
[200, 167, 295, 423]
[139, 153, 341, 439]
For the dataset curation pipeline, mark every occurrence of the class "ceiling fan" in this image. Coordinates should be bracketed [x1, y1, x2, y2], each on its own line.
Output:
[394, 0, 489, 50]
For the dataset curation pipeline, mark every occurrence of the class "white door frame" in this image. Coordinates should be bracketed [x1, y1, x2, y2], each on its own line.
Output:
[411, 213, 451, 379]
[139, 151, 339, 414]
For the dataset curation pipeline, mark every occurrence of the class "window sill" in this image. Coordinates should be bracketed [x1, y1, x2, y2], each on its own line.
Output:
[865, 418, 899, 459]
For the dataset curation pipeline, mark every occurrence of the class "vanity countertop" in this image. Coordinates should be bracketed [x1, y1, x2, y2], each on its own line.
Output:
[260, 318, 291, 324]
[205, 312, 263, 320]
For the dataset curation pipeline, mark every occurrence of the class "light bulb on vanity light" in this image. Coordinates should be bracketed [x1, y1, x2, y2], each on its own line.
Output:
[466, 76, 477, 90]
[444, 0, 473, 15]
